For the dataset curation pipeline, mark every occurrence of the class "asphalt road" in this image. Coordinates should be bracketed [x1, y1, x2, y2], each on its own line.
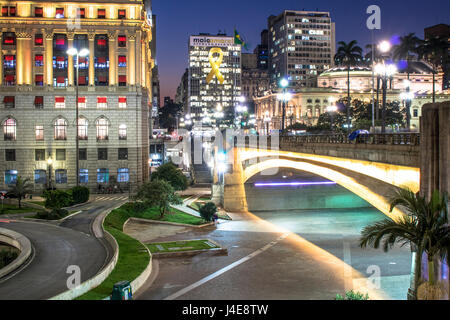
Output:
[0, 195, 127, 300]
[135, 171, 411, 300]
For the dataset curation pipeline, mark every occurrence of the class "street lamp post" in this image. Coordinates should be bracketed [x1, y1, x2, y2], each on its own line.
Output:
[326, 105, 338, 133]
[47, 157, 53, 190]
[279, 78, 289, 132]
[264, 111, 271, 135]
[67, 47, 89, 187]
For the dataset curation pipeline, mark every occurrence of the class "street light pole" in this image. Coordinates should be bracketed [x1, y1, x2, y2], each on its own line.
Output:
[381, 62, 387, 133]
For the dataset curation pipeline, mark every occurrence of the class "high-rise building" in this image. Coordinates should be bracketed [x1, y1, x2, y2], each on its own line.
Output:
[188, 33, 241, 127]
[175, 68, 188, 114]
[424, 24, 450, 90]
[268, 10, 335, 90]
[254, 29, 269, 70]
[0, 0, 154, 192]
[150, 14, 160, 130]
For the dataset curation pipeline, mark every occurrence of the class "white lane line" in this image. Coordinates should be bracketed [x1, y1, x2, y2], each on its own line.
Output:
[163, 233, 290, 300]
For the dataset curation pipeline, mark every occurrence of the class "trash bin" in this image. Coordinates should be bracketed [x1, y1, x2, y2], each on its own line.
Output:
[111, 281, 132, 300]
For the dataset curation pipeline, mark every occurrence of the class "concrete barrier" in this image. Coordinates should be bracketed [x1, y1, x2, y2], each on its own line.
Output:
[130, 243, 152, 294]
[0, 228, 32, 279]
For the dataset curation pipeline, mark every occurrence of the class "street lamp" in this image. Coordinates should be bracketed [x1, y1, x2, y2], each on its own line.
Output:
[279, 78, 289, 132]
[326, 105, 338, 133]
[67, 47, 89, 186]
[264, 111, 271, 135]
[47, 157, 53, 190]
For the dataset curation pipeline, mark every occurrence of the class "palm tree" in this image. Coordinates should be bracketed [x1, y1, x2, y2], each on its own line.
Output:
[418, 36, 449, 103]
[393, 33, 421, 130]
[360, 188, 449, 300]
[334, 40, 363, 132]
[9, 176, 33, 208]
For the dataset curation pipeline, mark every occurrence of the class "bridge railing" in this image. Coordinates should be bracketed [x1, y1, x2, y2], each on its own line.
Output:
[279, 133, 421, 146]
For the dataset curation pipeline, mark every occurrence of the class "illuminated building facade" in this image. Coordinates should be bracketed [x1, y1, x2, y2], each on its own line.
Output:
[188, 34, 241, 127]
[268, 10, 335, 90]
[0, 0, 154, 192]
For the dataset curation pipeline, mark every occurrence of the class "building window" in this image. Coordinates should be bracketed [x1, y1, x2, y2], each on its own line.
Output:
[78, 117, 88, 140]
[54, 118, 67, 140]
[118, 148, 128, 160]
[118, 55, 127, 67]
[4, 170, 17, 185]
[96, 118, 109, 140]
[4, 54, 16, 69]
[35, 125, 44, 141]
[55, 8, 64, 18]
[3, 118, 16, 141]
[34, 7, 43, 17]
[55, 76, 67, 87]
[54, 56, 67, 69]
[118, 97, 127, 108]
[35, 96, 44, 109]
[79, 169, 88, 184]
[4, 74, 15, 86]
[35, 54, 44, 67]
[35, 34, 43, 46]
[78, 97, 86, 109]
[97, 8, 106, 19]
[35, 149, 46, 161]
[5, 149, 15, 161]
[79, 148, 87, 160]
[55, 97, 65, 108]
[118, 35, 126, 47]
[97, 148, 108, 160]
[77, 57, 88, 69]
[95, 57, 108, 69]
[2, 6, 15, 17]
[2, 32, 16, 45]
[55, 169, 67, 184]
[77, 8, 85, 18]
[97, 97, 107, 109]
[4, 96, 15, 108]
[78, 76, 87, 86]
[34, 170, 46, 184]
[118, 9, 126, 19]
[35, 74, 44, 86]
[118, 75, 127, 86]
[413, 109, 419, 118]
[56, 149, 66, 161]
[119, 124, 127, 140]
[97, 168, 109, 183]
[117, 168, 129, 182]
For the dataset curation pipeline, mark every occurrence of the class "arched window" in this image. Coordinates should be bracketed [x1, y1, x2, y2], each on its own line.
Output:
[54, 118, 67, 140]
[78, 117, 88, 140]
[119, 124, 127, 140]
[96, 118, 109, 141]
[3, 117, 16, 141]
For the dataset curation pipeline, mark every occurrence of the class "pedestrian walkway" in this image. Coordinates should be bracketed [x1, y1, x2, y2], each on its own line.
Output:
[93, 195, 130, 201]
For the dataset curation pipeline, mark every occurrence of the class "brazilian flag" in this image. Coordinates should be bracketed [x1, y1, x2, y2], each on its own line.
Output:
[234, 29, 248, 50]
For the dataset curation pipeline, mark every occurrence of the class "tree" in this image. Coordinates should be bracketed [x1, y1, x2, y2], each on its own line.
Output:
[418, 36, 449, 103]
[360, 188, 449, 300]
[334, 40, 363, 132]
[151, 162, 188, 191]
[133, 180, 182, 218]
[199, 202, 217, 222]
[393, 33, 421, 129]
[9, 176, 33, 208]
[158, 100, 183, 131]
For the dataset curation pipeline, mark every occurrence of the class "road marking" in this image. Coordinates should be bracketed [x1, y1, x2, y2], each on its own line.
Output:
[163, 233, 290, 300]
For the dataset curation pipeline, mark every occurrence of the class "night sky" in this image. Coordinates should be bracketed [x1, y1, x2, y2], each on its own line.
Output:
[152, 0, 449, 100]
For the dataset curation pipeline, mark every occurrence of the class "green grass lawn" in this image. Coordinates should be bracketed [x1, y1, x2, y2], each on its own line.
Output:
[147, 239, 220, 253]
[28, 201, 46, 207]
[0, 204, 38, 215]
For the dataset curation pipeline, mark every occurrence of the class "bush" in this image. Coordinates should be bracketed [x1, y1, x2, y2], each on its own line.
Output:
[335, 290, 369, 300]
[42, 190, 73, 209]
[199, 202, 217, 222]
[151, 162, 189, 191]
[36, 208, 69, 220]
[71, 186, 90, 205]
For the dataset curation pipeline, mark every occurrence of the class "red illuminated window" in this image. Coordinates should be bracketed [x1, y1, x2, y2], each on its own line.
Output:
[118, 97, 127, 108]
[56, 76, 65, 84]
[97, 38, 107, 46]
[77, 8, 85, 18]
[55, 97, 65, 108]
[35, 54, 44, 67]
[4, 55, 14, 61]
[56, 56, 65, 62]
[55, 38, 65, 46]
[34, 96, 44, 108]
[1, 7, 7, 16]
[78, 76, 87, 85]
[118, 55, 127, 67]
[9, 7, 15, 16]
[118, 35, 126, 47]
[35, 34, 43, 46]
[118, 75, 126, 86]
[118, 9, 126, 19]
[78, 97, 86, 108]
[35, 74, 44, 86]
[97, 97, 107, 108]
[97, 9, 106, 18]
[55, 8, 64, 18]
[35, 7, 43, 17]
[4, 96, 15, 108]
[5, 75, 15, 82]
[55, 97, 65, 103]
[3, 33, 15, 45]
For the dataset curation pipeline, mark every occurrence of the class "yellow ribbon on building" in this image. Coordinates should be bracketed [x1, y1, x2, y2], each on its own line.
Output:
[206, 47, 225, 84]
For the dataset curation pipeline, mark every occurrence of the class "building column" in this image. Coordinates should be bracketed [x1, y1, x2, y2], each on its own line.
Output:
[67, 32, 74, 86]
[88, 32, 95, 86]
[128, 33, 136, 86]
[16, 30, 32, 85]
[108, 31, 116, 86]
[45, 29, 53, 86]
[135, 30, 141, 86]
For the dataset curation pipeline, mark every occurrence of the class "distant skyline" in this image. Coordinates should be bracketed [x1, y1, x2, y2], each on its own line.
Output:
[152, 0, 450, 101]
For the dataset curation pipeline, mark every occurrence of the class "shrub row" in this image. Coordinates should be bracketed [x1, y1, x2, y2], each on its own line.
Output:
[42, 186, 90, 209]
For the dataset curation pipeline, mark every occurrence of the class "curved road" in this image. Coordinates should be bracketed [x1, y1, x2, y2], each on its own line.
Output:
[0, 195, 127, 300]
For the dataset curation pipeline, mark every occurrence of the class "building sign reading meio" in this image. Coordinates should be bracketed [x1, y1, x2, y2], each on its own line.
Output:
[190, 36, 234, 47]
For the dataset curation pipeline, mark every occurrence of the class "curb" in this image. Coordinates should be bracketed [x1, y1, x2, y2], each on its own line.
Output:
[130, 241, 153, 295]
[149, 238, 227, 258]
[0, 228, 33, 279]
[19, 210, 83, 224]
[125, 217, 215, 229]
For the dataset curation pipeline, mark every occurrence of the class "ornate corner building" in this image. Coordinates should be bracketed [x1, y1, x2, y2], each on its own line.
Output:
[0, 0, 154, 192]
